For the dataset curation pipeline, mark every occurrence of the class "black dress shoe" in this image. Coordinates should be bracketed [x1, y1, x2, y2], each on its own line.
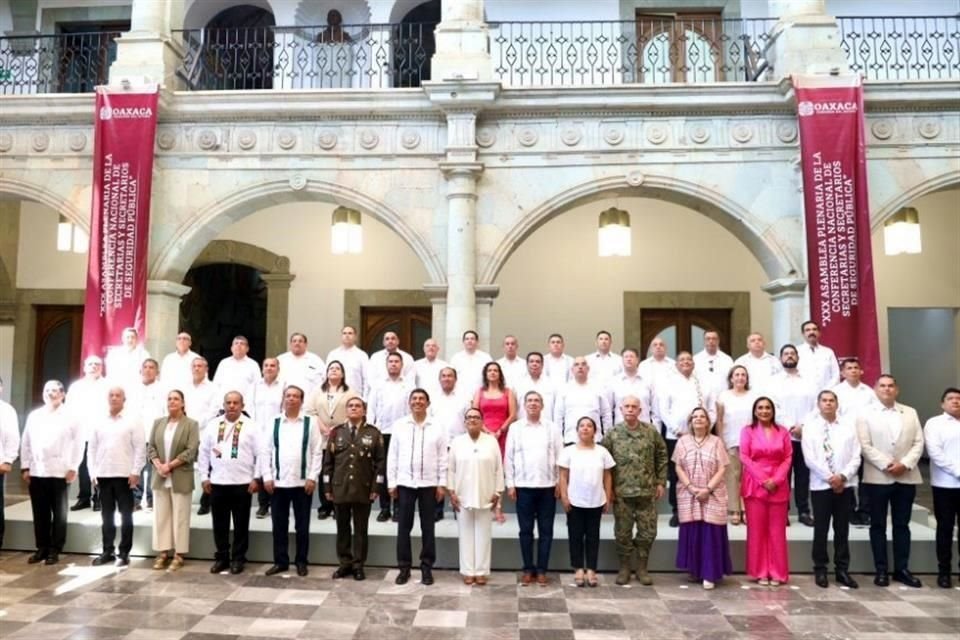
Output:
[421, 567, 434, 585]
[265, 564, 288, 576]
[317, 509, 332, 521]
[196, 505, 210, 516]
[395, 568, 411, 585]
[133, 503, 142, 512]
[27, 551, 48, 564]
[70, 500, 90, 511]
[332, 566, 354, 579]
[669, 513, 679, 528]
[210, 559, 230, 574]
[937, 574, 952, 589]
[799, 513, 815, 527]
[874, 572, 890, 587]
[376, 509, 391, 522]
[354, 567, 366, 581]
[850, 511, 870, 527]
[815, 572, 829, 588]
[92, 553, 116, 566]
[296, 564, 308, 577]
[117, 554, 129, 566]
[892, 570, 922, 588]
[44, 553, 59, 565]
[391, 512, 399, 523]
[435, 512, 444, 522]
[835, 571, 859, 589]
[230, 562, 244, 575]
[256, 506, 269, 519]
[92, 501, 101, 512]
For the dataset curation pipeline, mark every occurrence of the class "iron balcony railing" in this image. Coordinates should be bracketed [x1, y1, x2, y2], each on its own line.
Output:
[0, 31, 122, 95]
[490, 18, 778, 86]
[174, 22, 436, 90]
[838, 15, 960, 81]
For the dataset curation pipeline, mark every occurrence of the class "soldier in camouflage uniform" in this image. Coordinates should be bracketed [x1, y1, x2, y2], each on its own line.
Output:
[322, 396, 386, 581]
[601, 395, 668, 585]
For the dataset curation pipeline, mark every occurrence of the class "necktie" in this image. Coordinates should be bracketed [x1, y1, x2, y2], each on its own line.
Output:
[693, 376, 703, 407]
[351, 425, 357, 440]
[823, 425, 835, 474]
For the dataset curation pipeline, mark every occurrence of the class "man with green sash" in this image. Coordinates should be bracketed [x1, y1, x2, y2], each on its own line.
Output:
[262, 385, 323, 577]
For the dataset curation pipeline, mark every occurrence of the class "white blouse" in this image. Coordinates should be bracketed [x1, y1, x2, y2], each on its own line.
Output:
[447, 432, 505, 510]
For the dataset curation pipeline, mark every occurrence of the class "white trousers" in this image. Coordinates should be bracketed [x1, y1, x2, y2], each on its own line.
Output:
[153, 486, 192, 553]
[458, 508, 493, 577]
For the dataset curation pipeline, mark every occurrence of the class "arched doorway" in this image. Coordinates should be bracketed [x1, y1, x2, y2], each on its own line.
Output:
[196, 4, 277, 90]
[394, 0, 440, 88]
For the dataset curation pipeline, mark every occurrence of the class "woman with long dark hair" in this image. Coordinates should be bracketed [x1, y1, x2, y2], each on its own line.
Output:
[473, 361, 517, 459]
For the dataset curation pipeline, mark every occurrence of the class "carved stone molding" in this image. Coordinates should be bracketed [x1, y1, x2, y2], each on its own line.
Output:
[602, 124, 625, 146]
[871, 120, 894, 140]
[475, 127, 496, 148]
[68, 133, 86, 152]
[646, 124, 668, 145]
[731, 124, 753, 143]
[516, 127, 538, 147]
[316, 129, 338, 150]
[277, 129, 297, 150]
[358, 129, 379, 150]
[560, 127, 582, 146]
[776, 123, 797, 144]
[197, 129, 219, 151]
[289, 174, 307, 191]
[0, 133, 14, 152]
[918, 118, 941, 140]
[688, 124, 710, 144]
[237, 129, 257, 150]
[401, 129, 421, 150]
[31, 132, 49, 152]
[156, 129, 177, 150]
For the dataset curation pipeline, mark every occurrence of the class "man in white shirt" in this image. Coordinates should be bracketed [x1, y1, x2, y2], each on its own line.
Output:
[105, 327, 151, 390]
[516, 352, 556, 421]
[0, 376, 20, 550]
[734, 333, 783, 390]
[429, 367, 470, 522]
[803, 390, 862, 589]
[20, 380, 83, 565]
[544, 333, 574, 383]
[608, 348, 652, 424]
[184, 357, 221, 428]
[497, 335, 526, 387]
[637, 337, 676, 427]
[368, 352, 414, 521]
[366, 331, 414, 395]
[693, 330, 734, 396]
[765, 345, 816, 526]
[505, 391, 563, 586]
[388, 389, 447, 586]
[449, 330, 493, 394]
[857, 375, 924, 588]
[554, 357, 613, 445]
[414, 338, 448, 399]
[262, 385, 323, 577]
[277, 332, 325, 396]
[128, 359, 165, 511]
[213, 336, 261, 403]
[199, 391, 262, 575]
[325, 325, 369, 396]
[160, 332, 200, 393]
[924, 387, 960, 589]
[797, 321, 840, 393]
[660, 351, 716, 526]
[66, 355, 109, 512]
[88, 386, 145, 567]
[251, 357, 283, 518]
[584, 330, 623, 384]
[831, 357, 880, 526]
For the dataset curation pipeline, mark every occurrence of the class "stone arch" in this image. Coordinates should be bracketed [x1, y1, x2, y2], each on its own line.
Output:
[480, 173, 800, 284]
[870, 167, 960, 232]
[149, 177, 444, 285]
[0, 176, 87, 228]
[183, 0, 275, 31]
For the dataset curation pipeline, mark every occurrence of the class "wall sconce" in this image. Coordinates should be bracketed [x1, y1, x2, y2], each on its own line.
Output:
[883, 207, 921, 256]
[331, 206, 362, 255]
[598, 207, 631, 257]
[57, 215, 88, 253]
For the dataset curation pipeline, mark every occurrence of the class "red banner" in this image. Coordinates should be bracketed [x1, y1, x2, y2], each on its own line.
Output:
[794, 75, 880, 383]
[82, 86, 159, 364]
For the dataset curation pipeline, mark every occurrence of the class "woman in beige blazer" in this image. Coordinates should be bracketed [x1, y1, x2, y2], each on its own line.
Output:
[147, 389, 200, 570]
[305, 360, 360, 519]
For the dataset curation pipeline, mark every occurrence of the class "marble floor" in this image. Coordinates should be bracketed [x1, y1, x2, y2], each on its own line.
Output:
[0, 551, 957, 640]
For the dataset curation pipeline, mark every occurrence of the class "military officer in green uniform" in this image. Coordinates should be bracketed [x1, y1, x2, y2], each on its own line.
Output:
[322, 396, 386, 581]
[601, 394, 668, 585]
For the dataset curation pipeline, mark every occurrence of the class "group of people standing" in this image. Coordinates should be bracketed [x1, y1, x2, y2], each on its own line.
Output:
[0, 320, 957, 592]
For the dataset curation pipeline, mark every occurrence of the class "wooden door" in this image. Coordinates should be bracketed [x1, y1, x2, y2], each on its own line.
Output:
[32, 305, 84, 405]
[360, 306, 431, 359]
[640, 308, 731, 358]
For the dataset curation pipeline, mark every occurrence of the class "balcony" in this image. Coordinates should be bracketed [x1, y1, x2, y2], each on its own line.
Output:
[0, 15, 957, 95]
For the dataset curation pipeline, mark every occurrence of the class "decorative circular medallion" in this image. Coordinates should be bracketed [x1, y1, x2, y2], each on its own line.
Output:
[918, 119, 941, 140]
[689, 125, 710, 144]
[197, 130, 219, 151]
[0, 133, 12, 152]
[731, 124, 753, 143]
[289, 174, 307, 191]
[560, 128, 582, 147]
[776, 123, 797, 143]
[156, 129, 177, 150]
[870, 120, 894, 140]
[625, 171, 645, 187]
[602, 126, 625, 146]
[68, 133, 86, 152]
[400, 129, 421, 150]
[317, 129, 338, 150]
[277, 130, 297, 150]
[517, 127, 538, 147]
[31, 132, 50, 152]
[475, 127, 496, 148]
[646, 124, 668, 145]
[359, 129, 379, 150]
[237, 130, 257, 151]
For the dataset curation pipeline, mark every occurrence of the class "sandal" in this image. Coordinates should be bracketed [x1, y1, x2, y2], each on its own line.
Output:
[475, 575, 487, 586]
[169, 556, 185, 571]
[574, 570, 585, 587]
[586, 571, 599, 588]
[463, 576, 475, 585]
[153, 555, 168, 570]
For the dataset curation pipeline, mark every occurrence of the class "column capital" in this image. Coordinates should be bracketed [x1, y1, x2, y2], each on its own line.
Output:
[260, 273, 296, 289]
[439, 161, 484, 179]
[762, 277, 808, 299]
[423, 283, 449, 303]
[423, 82, 501, 111]
[147, 279, 191, 298]
[475, 284, 500, 304]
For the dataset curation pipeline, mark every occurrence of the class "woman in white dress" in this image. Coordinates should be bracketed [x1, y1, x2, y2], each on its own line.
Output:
[715, 365, 757, 525]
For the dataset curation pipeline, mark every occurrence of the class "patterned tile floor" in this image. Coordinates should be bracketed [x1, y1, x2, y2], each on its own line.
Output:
[0, 551, 957, 640]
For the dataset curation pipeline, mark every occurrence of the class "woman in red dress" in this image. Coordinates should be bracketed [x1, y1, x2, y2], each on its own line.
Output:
[473, 361, 517, 461]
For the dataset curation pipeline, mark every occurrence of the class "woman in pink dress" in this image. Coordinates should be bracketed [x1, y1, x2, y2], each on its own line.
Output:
[473, 362, 517, 460]
[740, 396, 793, 586]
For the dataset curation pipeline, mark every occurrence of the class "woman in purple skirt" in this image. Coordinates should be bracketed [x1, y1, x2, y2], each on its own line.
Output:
[674, 407, 733, 589]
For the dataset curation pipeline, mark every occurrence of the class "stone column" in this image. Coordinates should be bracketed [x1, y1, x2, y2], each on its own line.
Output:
[431, 0, 492, 81]
[146, 280, 191, 360]
[261, 273, 295, 359]
[761, 278, 809, 349]
[109, 0, 186, 88]
[423, 284, 448, 351]
[766, 0, 848, 77]
[475, 285, 500, 354]
[440, 162, 483, 357]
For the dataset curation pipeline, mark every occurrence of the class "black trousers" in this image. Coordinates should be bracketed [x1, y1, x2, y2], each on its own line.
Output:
[335, 501, 372, 569]
[378, 435, 393, 511]
[865, 482, 916, 573]
[396, 485, 437, 569]
[932, 486, 960, 575]
[270, 486, 311, 567]
[77, 444, 99, 504]
[317, 475, 333, 514]
[661, 428, 678, 512]
[0, 473, 5, 549]
[567, 505, 603, 571]
[852, 462, 871, 515]
[29, 476, 68, 554]
[257, 479, 270, 510]
[811, 487, 852, 573]
[98, 477, 135, 556]
[791, 441, 810, 515]
[133, 450, 154, 506]
[212, 484, 252, 563]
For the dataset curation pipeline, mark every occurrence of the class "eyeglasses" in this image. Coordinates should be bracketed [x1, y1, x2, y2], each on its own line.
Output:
[465, 415, 483, 421]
